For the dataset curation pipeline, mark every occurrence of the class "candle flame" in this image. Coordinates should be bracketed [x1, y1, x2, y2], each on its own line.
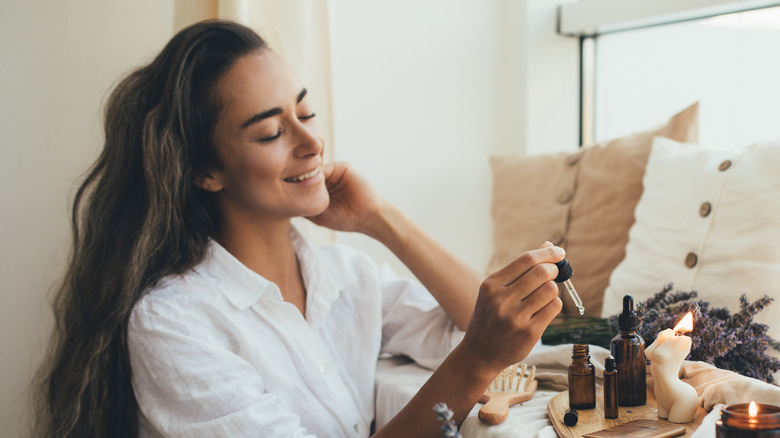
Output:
[673, 312, 694, 333]
[749, 401, 758, 417]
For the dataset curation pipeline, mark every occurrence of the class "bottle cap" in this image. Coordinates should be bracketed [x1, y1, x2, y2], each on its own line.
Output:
[605, 355, 616, 372]
[564, 408, 579, 426]
[554, 259, 574, 283]
[618, 295, 641, 330]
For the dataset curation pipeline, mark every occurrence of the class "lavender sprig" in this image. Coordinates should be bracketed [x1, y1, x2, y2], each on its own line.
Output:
[433, 403, 461, 438]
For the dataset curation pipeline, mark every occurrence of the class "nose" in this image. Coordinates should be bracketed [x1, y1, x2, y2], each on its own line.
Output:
[292, 118, 323, 158]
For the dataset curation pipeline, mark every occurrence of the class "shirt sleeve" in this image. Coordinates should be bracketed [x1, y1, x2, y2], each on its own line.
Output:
[128, 307, 317, 438]
[377, 264, 465, 369]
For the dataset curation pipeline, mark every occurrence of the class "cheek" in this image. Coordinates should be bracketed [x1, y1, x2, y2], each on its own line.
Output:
[231, 149, 283, 179]
[218, 155, 282, 198]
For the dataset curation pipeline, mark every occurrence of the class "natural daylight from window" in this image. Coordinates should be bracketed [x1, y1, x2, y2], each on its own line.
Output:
[594, 6, 780, 149]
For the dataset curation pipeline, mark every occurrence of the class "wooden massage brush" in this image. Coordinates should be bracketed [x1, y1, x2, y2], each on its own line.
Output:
[478, 363, 537, 424]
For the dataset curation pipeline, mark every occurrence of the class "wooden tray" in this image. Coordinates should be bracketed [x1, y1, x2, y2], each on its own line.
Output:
[547, 387, 707, 438]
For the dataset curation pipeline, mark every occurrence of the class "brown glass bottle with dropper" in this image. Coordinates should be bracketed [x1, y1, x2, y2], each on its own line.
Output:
[610, 295, 646, 406]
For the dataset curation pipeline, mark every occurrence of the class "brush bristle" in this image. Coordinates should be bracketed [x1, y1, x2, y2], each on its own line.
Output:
[487, 363, 536, 393]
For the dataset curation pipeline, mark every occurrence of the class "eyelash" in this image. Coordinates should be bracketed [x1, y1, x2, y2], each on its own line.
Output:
[258, 130, 282, 143]
[256, 113, 317, 143]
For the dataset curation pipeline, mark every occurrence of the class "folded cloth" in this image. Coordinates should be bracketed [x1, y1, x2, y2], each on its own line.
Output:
[681, 361, 780, 410]
[689, 405, 723, 438]
[523, 343, 612, 390]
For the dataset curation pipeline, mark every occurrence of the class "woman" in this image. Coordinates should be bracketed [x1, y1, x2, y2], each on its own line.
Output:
[35, 20, 564, 437]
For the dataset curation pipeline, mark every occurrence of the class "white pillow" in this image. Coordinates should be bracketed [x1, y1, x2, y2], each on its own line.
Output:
[602, 137, 780, 342]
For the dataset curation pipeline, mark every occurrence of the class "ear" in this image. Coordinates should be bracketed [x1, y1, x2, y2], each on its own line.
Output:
[194, 172, 223, 193]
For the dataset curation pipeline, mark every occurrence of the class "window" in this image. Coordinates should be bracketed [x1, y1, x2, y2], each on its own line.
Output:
[559, 1, 780, 148]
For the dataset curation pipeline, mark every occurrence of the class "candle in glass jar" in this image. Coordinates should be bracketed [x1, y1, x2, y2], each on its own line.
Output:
[716, 401, 780, 437]
[644, 312, 699, 423]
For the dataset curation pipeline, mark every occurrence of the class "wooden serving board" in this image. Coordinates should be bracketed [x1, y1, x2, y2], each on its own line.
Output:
[547, 387, 707, 438]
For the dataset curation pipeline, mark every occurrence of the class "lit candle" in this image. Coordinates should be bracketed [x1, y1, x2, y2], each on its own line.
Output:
[644, 311, 699, 423]
[716, 401, 780, 437]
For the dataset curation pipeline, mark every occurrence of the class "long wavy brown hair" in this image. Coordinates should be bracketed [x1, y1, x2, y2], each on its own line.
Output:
[32, 20, 266, 437]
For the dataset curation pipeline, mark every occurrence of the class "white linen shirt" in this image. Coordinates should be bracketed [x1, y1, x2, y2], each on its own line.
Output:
[128, 227, 464, 437]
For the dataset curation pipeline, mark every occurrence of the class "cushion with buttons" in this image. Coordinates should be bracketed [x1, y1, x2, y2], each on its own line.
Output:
[487, 103, 699, 316]
[602, 136, 780, 344]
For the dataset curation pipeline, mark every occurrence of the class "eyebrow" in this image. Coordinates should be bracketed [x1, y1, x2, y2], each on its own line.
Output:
[239, 88, 308, 129]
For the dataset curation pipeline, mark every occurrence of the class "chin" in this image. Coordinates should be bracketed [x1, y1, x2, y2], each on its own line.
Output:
[304, 192, 331, 217]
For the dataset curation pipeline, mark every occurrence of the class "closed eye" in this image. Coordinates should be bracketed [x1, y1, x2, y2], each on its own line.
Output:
[257, 129, 282, 143]
[299, 113, 317, 121]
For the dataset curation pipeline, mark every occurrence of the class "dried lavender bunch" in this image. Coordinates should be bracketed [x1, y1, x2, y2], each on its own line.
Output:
[624, 284, 780, 384]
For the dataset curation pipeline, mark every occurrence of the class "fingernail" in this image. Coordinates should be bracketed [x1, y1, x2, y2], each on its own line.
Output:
[554, 246, 566, 256]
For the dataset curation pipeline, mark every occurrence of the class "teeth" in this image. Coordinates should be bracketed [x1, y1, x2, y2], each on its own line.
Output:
[285, 168, 319, 182]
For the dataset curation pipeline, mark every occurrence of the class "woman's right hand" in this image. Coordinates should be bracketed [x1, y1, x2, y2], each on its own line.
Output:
[460, 244, 564, 376]
[372, 243, 564, 438]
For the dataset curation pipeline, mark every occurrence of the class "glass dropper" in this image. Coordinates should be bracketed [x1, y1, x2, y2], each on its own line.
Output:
[555, 259, 584, 316]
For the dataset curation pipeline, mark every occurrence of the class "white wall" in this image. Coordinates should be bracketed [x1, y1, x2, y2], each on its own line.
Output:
[0, 1, 578, 435]
[594, 12, 780, 148]
[328, 0, 579, 277]
[0, 1, 174, 434]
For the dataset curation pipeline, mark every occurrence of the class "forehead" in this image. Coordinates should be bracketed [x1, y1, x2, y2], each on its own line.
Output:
[215, 50, 301, 122]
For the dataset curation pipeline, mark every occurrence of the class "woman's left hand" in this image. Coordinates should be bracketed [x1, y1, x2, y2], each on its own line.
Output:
[306, 162, 386, 234]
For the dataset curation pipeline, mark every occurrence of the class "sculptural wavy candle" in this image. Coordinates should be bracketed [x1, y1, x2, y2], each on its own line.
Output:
[645, 312, 699, 424]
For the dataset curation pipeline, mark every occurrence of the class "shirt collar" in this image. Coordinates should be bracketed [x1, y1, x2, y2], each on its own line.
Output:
[195, 226, 357, 321]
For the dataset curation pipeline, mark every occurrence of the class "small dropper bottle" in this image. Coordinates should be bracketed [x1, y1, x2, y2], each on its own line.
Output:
[568, 344, 595, 409]
[555, 259, 584, 316]
[603, 355, 618, 419]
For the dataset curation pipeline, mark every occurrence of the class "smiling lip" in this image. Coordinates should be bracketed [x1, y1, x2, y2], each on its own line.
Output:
[284, 167, 320, 183]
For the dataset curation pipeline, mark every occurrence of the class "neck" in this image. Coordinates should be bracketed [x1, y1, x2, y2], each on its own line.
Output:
[216, 218, 306, 315]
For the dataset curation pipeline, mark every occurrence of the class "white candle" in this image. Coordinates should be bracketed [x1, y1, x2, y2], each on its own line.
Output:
[645, 312, 699, 423]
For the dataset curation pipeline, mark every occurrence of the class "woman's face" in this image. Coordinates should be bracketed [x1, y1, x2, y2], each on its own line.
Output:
[202, 50, 328, 225]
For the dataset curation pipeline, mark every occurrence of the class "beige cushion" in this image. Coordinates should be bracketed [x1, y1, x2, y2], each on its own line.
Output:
[602, 137, 780, 343]
[488, 102, 699, 316]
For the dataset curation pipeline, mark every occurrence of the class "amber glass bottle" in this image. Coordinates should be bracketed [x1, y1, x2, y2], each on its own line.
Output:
[603, 355, 618, 419]
[610, 295, 646, 406]
[568, 344, 595, 409]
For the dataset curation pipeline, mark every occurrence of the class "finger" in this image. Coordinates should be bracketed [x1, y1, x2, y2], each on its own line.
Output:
[530, 296, 563, 328]
[322, 161, 336, 173]
[506, 262, 559, 303]
[512, 279, 559, 316]
[539, 241, 554, 249]
[489, 246, 565, 287]
[321, 162, 338, 182]
[323, 162, 354, 191]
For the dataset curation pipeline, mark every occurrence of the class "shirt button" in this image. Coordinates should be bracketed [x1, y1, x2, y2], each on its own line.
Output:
[685, 252, 698, 268]
[319, 364, 328, 374]
[354, 423, 362, 433]
[700, 202, 712, 217]
[718, 160, 732, 171]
